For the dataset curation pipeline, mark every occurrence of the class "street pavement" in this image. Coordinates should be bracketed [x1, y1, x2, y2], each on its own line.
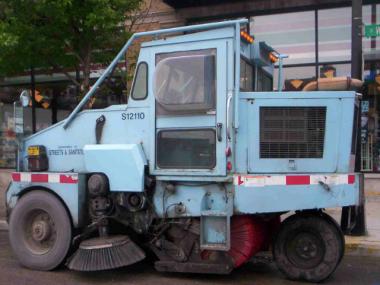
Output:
[0, 231, 379, 285]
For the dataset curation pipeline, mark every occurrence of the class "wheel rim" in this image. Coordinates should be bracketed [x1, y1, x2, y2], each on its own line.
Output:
[23, 209, 57, 255]
[285, 231, 325, 269]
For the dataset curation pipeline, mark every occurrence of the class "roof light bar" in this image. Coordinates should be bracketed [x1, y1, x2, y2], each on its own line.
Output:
[240, 31, 254, 44]
[269, 52, 278, 63]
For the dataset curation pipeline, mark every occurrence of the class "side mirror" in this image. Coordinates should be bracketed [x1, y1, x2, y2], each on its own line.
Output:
[19, 90, 31, 107]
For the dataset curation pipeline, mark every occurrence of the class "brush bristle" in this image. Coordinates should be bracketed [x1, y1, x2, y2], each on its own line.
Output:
[67, 235, 145, 271]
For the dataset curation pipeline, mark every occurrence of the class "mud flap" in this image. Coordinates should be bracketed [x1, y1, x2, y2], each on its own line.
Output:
[341, 173, 367, 235]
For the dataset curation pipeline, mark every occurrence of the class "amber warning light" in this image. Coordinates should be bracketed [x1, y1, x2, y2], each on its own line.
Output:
[269, 52, 278, 63]
[240, 31, 254, 44]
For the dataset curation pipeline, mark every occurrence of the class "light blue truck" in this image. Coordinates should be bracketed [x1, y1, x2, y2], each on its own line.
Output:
[6, 19, 360, 282]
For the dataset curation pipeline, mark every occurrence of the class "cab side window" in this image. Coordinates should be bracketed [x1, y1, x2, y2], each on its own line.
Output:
[157, 129, 216, 169]
[154, 49, 216, 115]
[240, 58, 254, 91]
[257, 68, 273, 91]
[131, 62, 148, 100]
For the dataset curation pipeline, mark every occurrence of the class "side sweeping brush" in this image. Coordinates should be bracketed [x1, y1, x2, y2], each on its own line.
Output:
[66, 235, 145, 271]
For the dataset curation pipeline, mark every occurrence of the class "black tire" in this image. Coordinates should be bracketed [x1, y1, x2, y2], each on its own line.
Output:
[273, 213, 342, 283]
[319, 212, 345, 263]
[9, 190, 72, 270]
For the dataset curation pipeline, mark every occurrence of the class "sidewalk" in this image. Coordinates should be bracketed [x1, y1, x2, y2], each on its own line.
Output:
[327, 196, 380, 257]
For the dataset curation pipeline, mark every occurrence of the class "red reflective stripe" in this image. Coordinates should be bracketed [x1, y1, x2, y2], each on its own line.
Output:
[31, 173, 49, 183]
[286, 175, 310, 185]
[348, 175, 355, 184]
[11, 172, 78, 184]
[237, 176, 244, 185]
[60, 175, 78, 184]
[12, 172, 20, 182]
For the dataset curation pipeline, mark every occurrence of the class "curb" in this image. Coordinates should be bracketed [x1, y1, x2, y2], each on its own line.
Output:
[345, 240, 380, 257]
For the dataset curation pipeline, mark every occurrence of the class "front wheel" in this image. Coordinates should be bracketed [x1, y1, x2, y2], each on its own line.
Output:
[273, 213, 343, 283]
[9, 190, 72, 270]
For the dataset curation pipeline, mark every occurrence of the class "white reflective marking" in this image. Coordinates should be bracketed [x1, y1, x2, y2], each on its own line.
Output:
[48, 174, 60, 183]
[265, 176, 286, 186]
[235, 174, 352, 187]
[20, 172, 31, 182]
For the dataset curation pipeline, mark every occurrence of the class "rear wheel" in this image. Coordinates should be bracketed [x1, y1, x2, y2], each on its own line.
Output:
[273, 213, 342, 282]
[320, 211, 345, 263]
[9, 190, 72, 270]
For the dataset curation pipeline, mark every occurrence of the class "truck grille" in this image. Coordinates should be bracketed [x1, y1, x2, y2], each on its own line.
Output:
[260, 107, 326, 158]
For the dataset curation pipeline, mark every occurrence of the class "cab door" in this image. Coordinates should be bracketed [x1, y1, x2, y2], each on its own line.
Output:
[150, 39, 232, 177]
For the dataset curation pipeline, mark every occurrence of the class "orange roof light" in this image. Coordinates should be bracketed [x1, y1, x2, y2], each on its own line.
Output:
[240, 31, 254, 44]
[269, 52, 278, 63]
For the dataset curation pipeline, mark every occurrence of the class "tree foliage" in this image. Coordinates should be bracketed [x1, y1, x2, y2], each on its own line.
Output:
[0, 0, 144, 93]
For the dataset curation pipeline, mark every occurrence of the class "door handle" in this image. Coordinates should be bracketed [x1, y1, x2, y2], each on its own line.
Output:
[226, 94, 233, 141]
[217, 123, 223, 142]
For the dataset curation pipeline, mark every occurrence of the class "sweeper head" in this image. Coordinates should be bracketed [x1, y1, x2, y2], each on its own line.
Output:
[67, 235, 145, 271]
[67, 173, 146, 271]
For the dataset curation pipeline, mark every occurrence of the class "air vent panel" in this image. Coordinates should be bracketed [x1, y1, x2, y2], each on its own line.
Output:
[260, 107, 326, 158]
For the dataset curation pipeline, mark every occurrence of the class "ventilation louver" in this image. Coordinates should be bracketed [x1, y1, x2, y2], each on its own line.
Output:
[260, 107, 326, 158]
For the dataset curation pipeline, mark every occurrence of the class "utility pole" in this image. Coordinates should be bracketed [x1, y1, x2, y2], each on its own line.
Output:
[30, 66, 36, 133]
[351, 0, 362, 80]
[341, 0, 366, 236]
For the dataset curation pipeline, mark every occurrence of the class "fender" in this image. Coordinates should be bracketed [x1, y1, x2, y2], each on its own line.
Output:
[6, 172, 86, 227]
[83, 144, 147, 192]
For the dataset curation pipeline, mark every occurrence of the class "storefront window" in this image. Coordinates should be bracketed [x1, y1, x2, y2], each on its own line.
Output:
[363, 5, 380, 54]
[0, 85, 69, 168]
[318, 7, 352, 63]
[0, 75, 125, 168]
[275, 66, 316, 91]
[319, 64, 351, 78]
[0, 101, 17, 168]
[250, 11, 316, 65]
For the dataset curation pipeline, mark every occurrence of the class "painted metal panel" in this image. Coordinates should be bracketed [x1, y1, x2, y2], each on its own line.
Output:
[156, 115, 215, 128]
[6, 173, 86, 227]
[150, 38, 233, 177]
[151, 173, 358, 218]
[152, 182, 232, 218]
[23, 105, 150, 173]
[84, 144, 147, 192]
[234, 173, 359, 214]
[200, 215, 230, 250]
[337, 98, 357, 173]
[238, 91, 356, 173]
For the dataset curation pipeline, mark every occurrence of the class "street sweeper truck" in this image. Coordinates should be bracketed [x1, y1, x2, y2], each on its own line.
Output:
[5, 19, 362, 282]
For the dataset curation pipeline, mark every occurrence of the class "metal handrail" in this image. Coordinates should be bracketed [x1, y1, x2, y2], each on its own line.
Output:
[63, 18, 248, 129]
[226, 92, 233, 141]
